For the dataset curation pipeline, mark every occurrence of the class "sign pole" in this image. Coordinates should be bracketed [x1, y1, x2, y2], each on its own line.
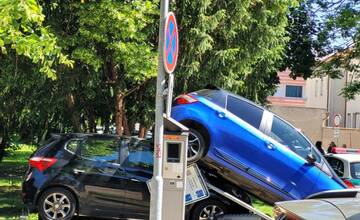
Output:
[166, 73, 174, 117]
[150, 0, 168, 220]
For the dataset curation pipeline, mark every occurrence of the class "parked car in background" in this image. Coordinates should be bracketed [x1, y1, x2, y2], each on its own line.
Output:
[274, 198, 360, 220]
[22, 134, 249, 220]
[325, 147, 360, 188]
[171, 86, 346, 204]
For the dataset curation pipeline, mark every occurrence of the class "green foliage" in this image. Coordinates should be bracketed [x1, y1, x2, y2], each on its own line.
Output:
[281, 2, 317, 79]
[175, 0, 297, 103]
[0, 0, 73, 79]
[313, 0, 360, 99]
[0, 0, 299, 146]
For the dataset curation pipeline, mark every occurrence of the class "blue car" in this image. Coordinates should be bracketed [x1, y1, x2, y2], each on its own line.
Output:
[171, 86, 346, 204]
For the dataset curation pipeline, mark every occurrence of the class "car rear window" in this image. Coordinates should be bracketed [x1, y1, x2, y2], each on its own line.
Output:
[350, 162, 360, 179]
[35, 137, 61, 157]
[193, 89, 226, 108]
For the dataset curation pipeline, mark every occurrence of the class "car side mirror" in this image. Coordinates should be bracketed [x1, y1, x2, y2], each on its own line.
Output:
[306, 153, 316, 165]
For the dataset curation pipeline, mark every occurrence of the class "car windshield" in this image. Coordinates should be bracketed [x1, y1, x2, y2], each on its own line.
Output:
[350, 162, 360, 179]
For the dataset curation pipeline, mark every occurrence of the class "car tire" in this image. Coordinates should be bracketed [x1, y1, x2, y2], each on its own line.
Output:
[38, 187, 76, 220]
[191, 199, 227, 220]
[187, 128, 207, 164]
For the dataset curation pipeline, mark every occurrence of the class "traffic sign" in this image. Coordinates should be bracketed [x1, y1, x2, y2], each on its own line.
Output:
[163, 12, 178, 74]
[333, 114, 342, 127]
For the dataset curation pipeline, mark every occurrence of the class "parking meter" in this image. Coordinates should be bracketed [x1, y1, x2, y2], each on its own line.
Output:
[162, 116, 188, 220]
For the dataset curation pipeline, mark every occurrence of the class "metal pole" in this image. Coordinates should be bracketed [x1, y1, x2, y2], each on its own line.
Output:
[150, 0, 168, 220]
[166, 73, 174, 117]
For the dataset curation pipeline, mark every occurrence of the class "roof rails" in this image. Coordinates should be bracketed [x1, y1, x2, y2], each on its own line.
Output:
[331, 147, 360, 154]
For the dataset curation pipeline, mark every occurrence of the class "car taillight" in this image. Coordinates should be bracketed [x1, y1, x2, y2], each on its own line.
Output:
[343, 179, 355, 188]
[29, 157, 57, 172]
[175, 94, 198, 105]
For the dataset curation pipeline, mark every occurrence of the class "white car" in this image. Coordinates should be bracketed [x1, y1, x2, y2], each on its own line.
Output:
[325, 149, 360, 188]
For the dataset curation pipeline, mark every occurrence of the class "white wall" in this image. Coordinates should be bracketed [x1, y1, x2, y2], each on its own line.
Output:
[305, 76, 328, 109]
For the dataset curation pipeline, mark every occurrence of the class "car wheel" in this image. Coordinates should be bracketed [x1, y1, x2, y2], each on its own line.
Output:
[191, 199, 227, 220]
[188, 129, 207, 164]
[38, 187, 76, 220]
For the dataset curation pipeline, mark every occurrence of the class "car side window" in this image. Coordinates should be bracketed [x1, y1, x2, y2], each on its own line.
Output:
[120, 138, 153, 171]
[350, 162, 360, 179]
[269, 116, 318, 161]
[66, 139, 81, 154]
[226, 95, 264, 129]
[194, 89, 226, 108]
[327, 157, 344, 177]
[81, 137, 120, 164]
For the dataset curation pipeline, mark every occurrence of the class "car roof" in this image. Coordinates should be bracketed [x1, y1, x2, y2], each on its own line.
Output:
[326, 154, 360, 163]
[324, 198, 360, 219]
[196, 86, 264, 109]
[276, 199, 345, 219]
[276, 198, 360, 220]
[51, 133, 120, 139]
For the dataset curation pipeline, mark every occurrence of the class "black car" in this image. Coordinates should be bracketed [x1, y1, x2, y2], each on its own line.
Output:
[22, 133, 250, 220]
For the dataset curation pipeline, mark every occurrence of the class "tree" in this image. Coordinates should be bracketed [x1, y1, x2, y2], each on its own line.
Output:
[312, 0, 360, 99]
[174, 0, 297, 104]
[281, 2, 318, 80]
[42, 0, 158, 135]
[0, 0, 73, 78]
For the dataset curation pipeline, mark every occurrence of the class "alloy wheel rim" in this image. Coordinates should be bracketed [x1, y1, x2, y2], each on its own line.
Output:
[43, 193, 71, 219]
[188, 131, 201, 161]
[199, 204, 224, 220]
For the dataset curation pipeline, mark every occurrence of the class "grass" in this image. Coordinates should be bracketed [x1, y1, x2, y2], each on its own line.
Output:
[0, 145, 273, 219]
[253, 198, 273, 217]
[0, 145, 38, 220]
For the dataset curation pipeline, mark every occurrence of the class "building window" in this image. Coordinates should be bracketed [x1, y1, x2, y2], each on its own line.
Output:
[285, 85, 303, 98]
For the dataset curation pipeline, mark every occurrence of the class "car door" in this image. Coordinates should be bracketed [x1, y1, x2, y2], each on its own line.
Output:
[211, 95, 288, 192]
[118, 138, 152, 219]
[67, 136, 129, 218]
[263, 114, 327, 198]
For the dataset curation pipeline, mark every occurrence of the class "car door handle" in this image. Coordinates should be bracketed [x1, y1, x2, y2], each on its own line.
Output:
[265, 142, 276, 150]
[216, 111, 226, 119]
[73, 169, 85, 174]
[130, 178, 140, 182]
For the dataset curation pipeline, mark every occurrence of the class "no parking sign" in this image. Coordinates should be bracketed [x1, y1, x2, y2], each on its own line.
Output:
[163, 12, 178, 74]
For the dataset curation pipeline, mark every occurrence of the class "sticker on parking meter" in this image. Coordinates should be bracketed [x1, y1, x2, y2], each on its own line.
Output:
[146, 164, 209, 205]
[185, 164, 209, 205]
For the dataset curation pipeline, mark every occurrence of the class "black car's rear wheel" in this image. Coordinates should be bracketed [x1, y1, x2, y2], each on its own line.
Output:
[38, 187, 76, 220]
[191, 199, 227, 220]
[188, 129, 207, 164]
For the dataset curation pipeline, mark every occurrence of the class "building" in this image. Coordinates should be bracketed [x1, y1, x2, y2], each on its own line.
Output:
[268, 66, 360, 146]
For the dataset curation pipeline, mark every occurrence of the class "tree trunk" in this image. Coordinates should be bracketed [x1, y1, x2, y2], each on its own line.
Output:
[138, 125, 147, 138]
[88, 109, 96, 133]
[104, 114, 110, 134]
[122, 110, 131, 136]
[0, 125, 8, 162]
[115, 93, 124, 135]
[67, 93, 81, 132]
[0, 136, 5, 162]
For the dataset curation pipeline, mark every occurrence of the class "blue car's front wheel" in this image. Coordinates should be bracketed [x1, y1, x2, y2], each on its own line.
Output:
[188, 129, 207, 164]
